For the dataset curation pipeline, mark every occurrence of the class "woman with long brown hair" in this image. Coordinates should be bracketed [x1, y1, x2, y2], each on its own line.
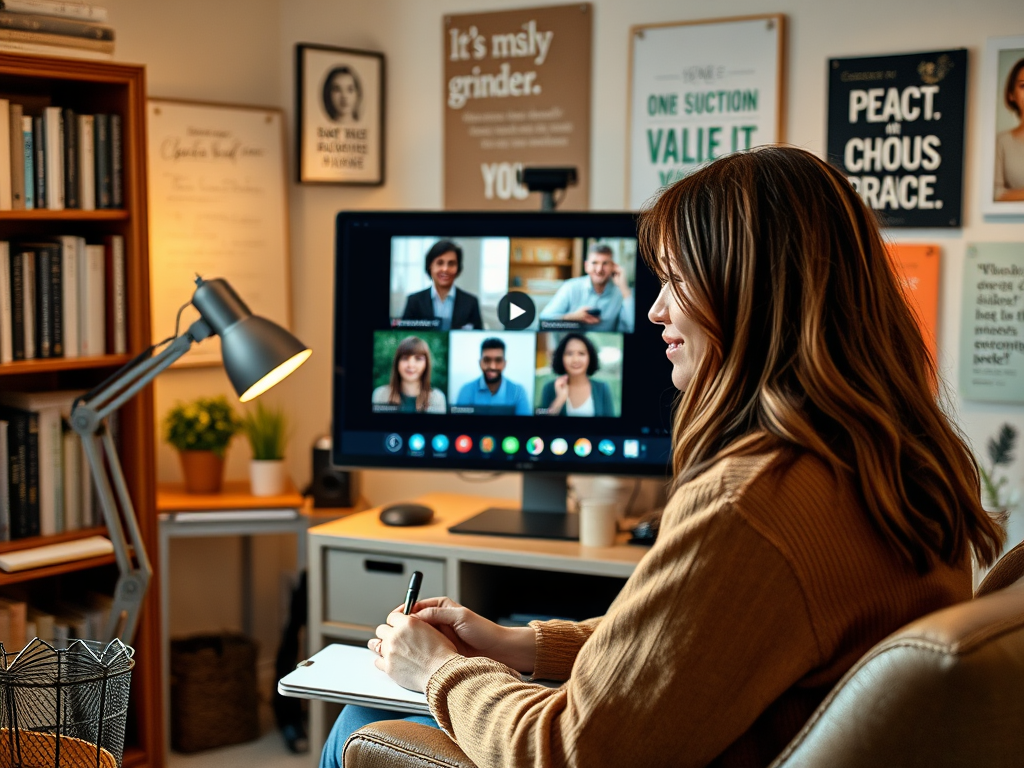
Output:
[322, 146, 1003, 768]
[371, 335, 446, 414]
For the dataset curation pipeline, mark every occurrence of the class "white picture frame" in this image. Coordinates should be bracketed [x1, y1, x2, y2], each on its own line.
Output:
[979, 34, 1024, 215]
[626, 14, 785, 210]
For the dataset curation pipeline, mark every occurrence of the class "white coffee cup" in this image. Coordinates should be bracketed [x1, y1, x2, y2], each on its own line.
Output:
[579, 498, 619, 547]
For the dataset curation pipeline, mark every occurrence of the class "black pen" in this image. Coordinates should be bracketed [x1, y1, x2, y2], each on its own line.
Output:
[403, 570, 423, 615]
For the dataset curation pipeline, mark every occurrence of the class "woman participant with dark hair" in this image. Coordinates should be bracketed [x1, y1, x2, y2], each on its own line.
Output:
[995, 56, 1024, 201]
[539, 333, 613, 417]
[322, 146, 1003, 768]
[371, 336, 446, 414]
[402, 240, 483, 330]
[322, 66, 361, 122]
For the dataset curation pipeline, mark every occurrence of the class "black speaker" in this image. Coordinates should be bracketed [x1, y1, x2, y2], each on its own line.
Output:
[310, 437, 356, 508]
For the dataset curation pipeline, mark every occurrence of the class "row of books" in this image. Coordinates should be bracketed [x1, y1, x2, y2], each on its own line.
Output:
[0, 390, 108, 541]
[0, 591, 113, 653]
[0, 235, 125, 364]
[0, 100, 122, 211]
[0, 1, 112, 60]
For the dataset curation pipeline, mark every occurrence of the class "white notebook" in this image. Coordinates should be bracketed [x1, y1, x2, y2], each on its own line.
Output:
[0, 536, 114, 573]
[278, 643, 430, 715]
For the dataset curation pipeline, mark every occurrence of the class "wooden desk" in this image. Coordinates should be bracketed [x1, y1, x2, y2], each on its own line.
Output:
[306, 492, 648, 754]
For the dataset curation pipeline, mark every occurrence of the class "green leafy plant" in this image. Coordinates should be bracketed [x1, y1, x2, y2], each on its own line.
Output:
[241, 401, 288, 460]
[979, 423, 1018, 510]
[163, 396, 240, 458]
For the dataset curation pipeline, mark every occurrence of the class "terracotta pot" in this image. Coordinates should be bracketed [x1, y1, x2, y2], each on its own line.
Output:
[178, 450, 226, 494]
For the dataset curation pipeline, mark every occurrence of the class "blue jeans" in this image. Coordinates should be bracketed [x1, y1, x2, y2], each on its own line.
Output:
[319, 705, 441, 768]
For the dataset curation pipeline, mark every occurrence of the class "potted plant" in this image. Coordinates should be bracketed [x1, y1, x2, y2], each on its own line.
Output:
[163, 396, 240, 494]
[979, 423, 1019, 523]
[241, 401, 290, 496]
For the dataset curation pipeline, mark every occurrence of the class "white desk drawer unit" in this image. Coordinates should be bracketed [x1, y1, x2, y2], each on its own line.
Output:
[324, 550, 446, 627]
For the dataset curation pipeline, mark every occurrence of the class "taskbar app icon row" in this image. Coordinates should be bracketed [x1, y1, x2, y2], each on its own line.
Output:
[384, 432, 643, 460]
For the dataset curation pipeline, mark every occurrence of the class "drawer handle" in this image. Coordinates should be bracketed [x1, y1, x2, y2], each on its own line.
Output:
[364, 560, 404, 574]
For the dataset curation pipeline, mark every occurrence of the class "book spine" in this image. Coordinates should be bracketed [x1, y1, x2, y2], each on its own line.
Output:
[61, 426, 80, 532]
[21, 115, 32, 210]
[35, 245, 51, 358]
[59, 235, 79, 358]
[0, 419, 8, 541]
[8, 102, 23, 210]
[79, 243, 104, 356]
[0, 242, 11, 364]
[61, 106, 76, 209]
[93, 113, 109, 209]
[0, 1, 110, 23]
[0, 98, 10, 210]
[24, 409, 38, 538]
[110, 113, 121, 208]
[104, 234, 124, 353]
[0, 11, 114, 40]
[46, 244, 61, 357]
[32, 115, 44, 209]
[21, 250, 34, 360]
[77, 114, 94, 210]
[43, 106, 63, 211]
[8, 247, 23, 361]
[0, 28, 114, 52]
[0, 409, 28, 539]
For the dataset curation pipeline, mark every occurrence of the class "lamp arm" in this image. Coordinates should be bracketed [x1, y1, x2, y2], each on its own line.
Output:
[70, 319, 212, 642]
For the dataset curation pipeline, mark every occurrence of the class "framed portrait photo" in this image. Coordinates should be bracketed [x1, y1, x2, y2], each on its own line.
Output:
[980, 35, 1024, 215]
[296, 43, 385, 185]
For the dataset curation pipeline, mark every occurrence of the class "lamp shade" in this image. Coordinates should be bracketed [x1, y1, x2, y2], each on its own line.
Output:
[192, 276, 312, 401]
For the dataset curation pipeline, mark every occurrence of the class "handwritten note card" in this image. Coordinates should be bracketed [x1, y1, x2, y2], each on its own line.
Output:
[147, 100, 291, 366]
[959, 243, 1024, 404]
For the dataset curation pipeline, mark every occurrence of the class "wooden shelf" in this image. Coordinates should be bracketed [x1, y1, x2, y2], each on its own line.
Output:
[0, 353, 132, 377]
[0, 526, 108, 554]
[0, 209, 128, 222]
[0, 553, 117, 586]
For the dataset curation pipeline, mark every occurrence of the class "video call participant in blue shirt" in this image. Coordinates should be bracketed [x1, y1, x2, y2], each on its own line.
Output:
[401, 240, 483, 330]
[454, 337, 531, 415]
[539, 243, 634, 333]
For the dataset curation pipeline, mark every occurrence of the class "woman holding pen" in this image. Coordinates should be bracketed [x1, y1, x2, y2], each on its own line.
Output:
[320, 146, 1003, 768]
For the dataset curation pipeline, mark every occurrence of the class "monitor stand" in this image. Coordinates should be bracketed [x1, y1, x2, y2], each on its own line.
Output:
[447, 473, 578, 540]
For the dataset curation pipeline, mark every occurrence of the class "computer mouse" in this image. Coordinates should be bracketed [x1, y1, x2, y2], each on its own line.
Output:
[379, 503, 435, 527]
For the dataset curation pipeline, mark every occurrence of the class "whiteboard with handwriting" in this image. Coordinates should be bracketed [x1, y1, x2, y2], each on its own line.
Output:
[147, 99, 291, 366]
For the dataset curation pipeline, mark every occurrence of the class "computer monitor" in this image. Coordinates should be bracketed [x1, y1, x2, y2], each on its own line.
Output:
[332, 210, 674, 540]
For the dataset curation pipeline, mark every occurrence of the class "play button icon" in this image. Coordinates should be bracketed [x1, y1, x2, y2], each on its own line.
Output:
[497, 291, 536, 330]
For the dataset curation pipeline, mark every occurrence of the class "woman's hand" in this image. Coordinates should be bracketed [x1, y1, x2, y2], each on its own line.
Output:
[409, 597, 537, 674]
[369, 611, 460, 693]
[548, 375, 569, 413]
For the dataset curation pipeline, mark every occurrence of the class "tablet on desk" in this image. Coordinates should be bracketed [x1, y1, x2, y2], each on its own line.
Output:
[277, 643, 429, 715]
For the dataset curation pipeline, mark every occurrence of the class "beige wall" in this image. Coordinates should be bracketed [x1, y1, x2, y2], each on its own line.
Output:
[102, 0, 1024, 661]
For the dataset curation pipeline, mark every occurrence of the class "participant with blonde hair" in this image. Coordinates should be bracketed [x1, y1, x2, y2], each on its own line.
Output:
[323, 146, 1003, 768]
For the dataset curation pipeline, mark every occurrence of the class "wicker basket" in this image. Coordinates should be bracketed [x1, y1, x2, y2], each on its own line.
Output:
[169, 633, 260, 753]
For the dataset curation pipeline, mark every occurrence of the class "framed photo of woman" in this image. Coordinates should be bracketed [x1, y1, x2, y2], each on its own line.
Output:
[980, 35, 1024, 214]
[296, 43, 385, 185]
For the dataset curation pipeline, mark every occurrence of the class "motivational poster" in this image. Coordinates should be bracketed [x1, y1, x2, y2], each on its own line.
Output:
[887, 243, 940, 363]
[959, 243, 1024, 404]
[443, 4, 591, 210]
[627, 15, 785, 210]
[827, 49, 967, 228]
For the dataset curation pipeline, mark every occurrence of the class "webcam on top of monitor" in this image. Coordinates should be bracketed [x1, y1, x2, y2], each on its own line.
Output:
[517, 166, 578, 210]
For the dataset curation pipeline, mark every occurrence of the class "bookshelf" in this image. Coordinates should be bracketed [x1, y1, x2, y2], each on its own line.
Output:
[508, 236, 582, 298]
[0, 53, 161, 768]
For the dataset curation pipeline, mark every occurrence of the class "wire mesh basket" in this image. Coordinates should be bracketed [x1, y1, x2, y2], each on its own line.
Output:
[0, 638, 134, 768]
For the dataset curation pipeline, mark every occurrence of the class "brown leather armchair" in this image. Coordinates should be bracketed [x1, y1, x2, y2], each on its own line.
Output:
[343, 541, 1024, 768]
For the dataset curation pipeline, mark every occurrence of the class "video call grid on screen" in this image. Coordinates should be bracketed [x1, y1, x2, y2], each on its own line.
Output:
[332, 211, 675, 474]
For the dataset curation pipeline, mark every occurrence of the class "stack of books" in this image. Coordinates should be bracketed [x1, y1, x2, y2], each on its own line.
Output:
[0, 0, 112, 60]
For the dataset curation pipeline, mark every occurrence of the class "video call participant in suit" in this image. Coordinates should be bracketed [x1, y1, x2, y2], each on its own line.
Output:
[539, 242, 634, 333]
[452, 337, 531, 416]
[319, 146, 1003, 768]
[371, 336, 446, 414]
[401, 240, 483, 330]
[538, 333, 613, 417]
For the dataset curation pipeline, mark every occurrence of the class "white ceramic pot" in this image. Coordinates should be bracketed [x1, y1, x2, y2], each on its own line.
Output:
[249, 459, 287, 496]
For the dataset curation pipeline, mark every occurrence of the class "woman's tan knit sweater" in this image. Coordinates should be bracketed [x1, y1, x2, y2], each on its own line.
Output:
[425, 450, 972, 768]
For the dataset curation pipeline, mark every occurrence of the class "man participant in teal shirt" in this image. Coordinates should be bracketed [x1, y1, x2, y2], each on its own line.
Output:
[539, 243, 634, 332]
[454, 337, 532, 416]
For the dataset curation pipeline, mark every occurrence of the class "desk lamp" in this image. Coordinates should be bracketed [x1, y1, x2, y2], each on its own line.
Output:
[70, 276, 312, 643]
